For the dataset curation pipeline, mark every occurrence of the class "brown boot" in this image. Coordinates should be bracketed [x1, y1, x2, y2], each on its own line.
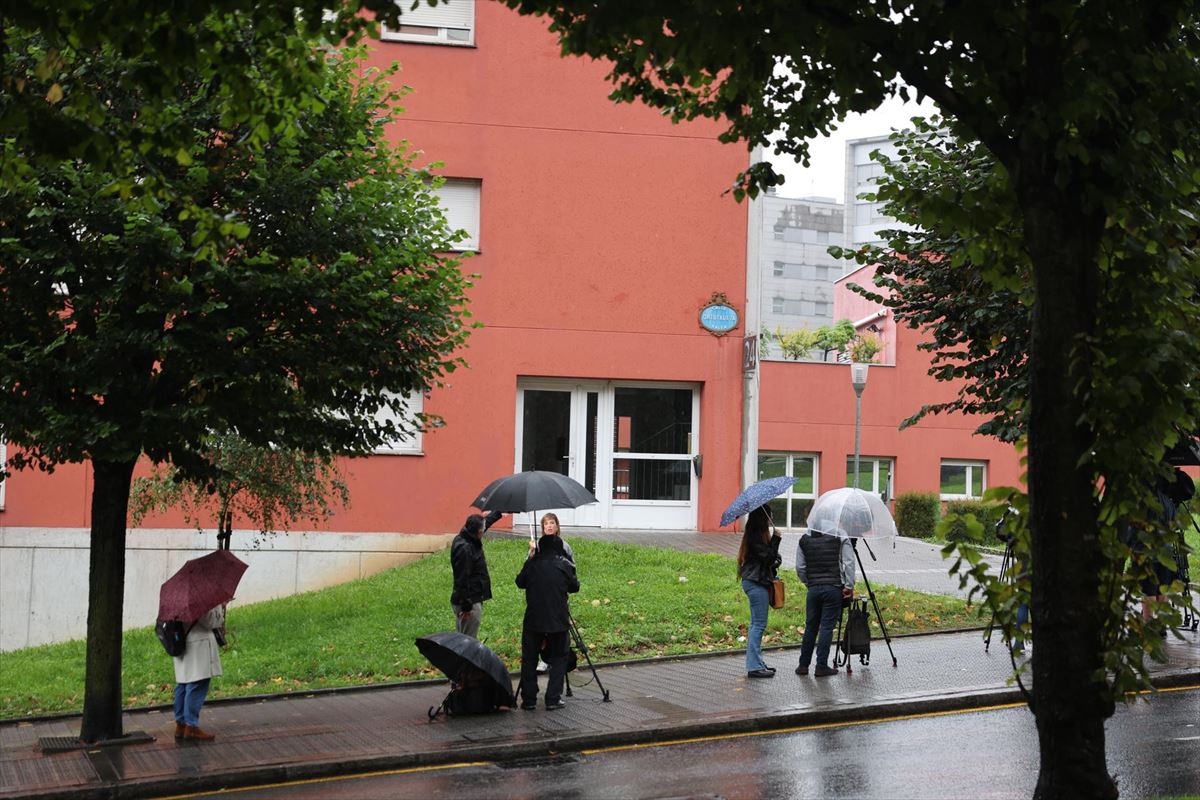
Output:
[184, 725, 215, 741]
[174, 722, 186, 739]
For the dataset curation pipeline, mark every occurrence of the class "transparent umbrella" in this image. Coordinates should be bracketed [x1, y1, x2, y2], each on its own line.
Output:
[805, 487, 897, 540]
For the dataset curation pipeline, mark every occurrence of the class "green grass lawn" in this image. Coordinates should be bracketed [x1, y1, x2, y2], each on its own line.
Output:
[0, 539, 981, 719]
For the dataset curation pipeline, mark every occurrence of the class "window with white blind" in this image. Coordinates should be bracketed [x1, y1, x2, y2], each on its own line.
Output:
[434, 178, 481, 252]
[373, 391, 425, 455]
[381, 0, 475, 46]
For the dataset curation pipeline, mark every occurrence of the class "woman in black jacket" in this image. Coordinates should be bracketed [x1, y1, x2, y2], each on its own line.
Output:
[737, 505, 781, 678]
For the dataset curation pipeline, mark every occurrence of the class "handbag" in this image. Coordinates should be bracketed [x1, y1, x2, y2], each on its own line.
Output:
[213, 626, 227, 647]
[768, 578, 786, 609]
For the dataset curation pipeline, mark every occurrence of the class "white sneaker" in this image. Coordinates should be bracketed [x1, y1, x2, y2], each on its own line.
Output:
[536, 659, 549, 674]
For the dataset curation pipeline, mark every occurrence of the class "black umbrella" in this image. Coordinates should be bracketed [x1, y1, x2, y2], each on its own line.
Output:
[415, 631, 515, 708]
[471, 470, 598, 513]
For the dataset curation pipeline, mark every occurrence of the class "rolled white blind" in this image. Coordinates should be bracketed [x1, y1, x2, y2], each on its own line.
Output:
[436, 179, 481, 251]
[396, 0, 474, 30]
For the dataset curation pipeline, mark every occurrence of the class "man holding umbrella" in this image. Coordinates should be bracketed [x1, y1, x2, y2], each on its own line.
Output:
[794, 526, 856, 677]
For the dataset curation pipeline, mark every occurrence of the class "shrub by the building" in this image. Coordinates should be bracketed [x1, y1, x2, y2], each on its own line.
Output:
[895, 492, 939, 539]
[941, 500, 1007, 545]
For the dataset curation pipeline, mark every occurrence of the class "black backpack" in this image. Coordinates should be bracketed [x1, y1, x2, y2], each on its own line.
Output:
[155, 619, 189, 657]
[429, 665, 513, 719]
[842, 598, 872, 663]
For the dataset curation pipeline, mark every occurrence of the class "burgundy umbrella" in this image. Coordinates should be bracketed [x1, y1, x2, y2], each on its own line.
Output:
[158, 550, 248, 624]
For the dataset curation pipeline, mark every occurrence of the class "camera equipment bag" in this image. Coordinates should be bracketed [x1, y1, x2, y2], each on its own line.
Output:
[431, 665, 511, 719]
[842, 598, 872, 662]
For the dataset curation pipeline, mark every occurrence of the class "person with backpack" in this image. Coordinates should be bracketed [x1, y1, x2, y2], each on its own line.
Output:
[515, 522, 580, 710]
[172, 603, 225, 741]
[737, 505, 782, 678]
[795, 528, 856, 677]
[451, 510, 502, 638]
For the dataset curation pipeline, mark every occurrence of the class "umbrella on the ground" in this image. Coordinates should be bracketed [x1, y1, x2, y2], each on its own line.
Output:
[720, 476, 798, 527]
[415, 631, 515, 708]
[805, 487, 897, 539]
[472, 470, 598, 540]
[158, 549, 248, 624]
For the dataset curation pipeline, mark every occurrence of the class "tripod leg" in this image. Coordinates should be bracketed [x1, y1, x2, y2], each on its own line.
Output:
[855, 546, 898, 667]
[984, 543, 1014, 653]
[568, 614, 611, 702]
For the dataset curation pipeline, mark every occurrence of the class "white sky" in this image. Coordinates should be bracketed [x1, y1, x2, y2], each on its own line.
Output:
[765, 95, 938, 203]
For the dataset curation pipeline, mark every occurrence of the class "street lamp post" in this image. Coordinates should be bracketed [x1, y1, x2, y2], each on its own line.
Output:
[850, 363, 870, 490]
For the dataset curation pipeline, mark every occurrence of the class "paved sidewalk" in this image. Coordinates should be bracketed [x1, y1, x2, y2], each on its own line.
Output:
[3, 629, 1196, 800]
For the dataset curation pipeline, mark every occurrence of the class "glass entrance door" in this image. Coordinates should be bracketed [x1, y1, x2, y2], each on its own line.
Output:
[516, 380, 699, 530]
[516, 385, 601, 527]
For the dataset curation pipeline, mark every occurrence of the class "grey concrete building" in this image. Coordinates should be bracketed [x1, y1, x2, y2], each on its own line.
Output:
[759, 193, 845, 358]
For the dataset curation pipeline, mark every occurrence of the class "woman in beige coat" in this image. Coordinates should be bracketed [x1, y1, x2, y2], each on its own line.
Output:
[173, 604, 224, 741]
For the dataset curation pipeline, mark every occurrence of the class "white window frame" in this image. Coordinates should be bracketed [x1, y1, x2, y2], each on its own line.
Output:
[940, 459, 987, 500]
[0, 438, 7, 510]
[433, 178, 481, 252]
[757, 451, 819, 529]
[846, 455, 894, 500]
[372, 391, 424, 455]
[380, 0, 475, 46]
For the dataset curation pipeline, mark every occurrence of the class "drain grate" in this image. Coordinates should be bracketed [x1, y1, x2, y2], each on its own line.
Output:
[496, 752, 585, 770]
[37, 731, 154, 753]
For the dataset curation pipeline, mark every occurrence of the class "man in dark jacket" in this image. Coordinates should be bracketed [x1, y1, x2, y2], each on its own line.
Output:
[795, 528, 856, 677]
[450, 510, 502, 638]
[515, 527, 580, 710]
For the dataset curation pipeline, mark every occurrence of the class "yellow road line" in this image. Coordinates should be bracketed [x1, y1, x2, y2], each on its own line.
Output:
[155, 761, 490, 799]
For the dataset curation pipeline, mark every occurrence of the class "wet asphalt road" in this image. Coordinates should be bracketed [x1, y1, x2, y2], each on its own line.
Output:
[182, 687, 1199, 800]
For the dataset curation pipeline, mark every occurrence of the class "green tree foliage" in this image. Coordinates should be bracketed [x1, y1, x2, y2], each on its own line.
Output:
[775, 319, 873, 362]
[130, 434, 351, 548]
[841, 123, 1032, 444]
[501, 1, 1200, 794]
[849, 123, 1199, 699]
[0, 33, 473, 740]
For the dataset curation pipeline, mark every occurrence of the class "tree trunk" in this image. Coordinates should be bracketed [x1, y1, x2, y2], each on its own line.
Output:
[1020, 178, 1116, 799]
[79, 458, 137, 743]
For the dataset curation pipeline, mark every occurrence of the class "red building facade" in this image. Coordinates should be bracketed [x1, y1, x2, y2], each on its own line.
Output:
[0, 2, 1023, 648]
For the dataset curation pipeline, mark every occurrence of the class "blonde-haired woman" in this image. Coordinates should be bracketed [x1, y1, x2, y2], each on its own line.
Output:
[538, 513, 574, 563]
[737, 505, 781, 678]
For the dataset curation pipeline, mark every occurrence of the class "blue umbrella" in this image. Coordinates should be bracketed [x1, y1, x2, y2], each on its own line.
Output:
[720, 476, 798, 527]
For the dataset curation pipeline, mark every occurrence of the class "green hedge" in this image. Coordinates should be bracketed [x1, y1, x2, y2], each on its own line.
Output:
[895, 492, 939, 539]
[941, 499, 1007, 545]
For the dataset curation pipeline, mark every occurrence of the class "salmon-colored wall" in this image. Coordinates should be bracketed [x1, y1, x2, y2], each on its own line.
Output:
[343, 5, 749, 532]
[761, 276, 1024, 499]
[0, 4, 750, 535]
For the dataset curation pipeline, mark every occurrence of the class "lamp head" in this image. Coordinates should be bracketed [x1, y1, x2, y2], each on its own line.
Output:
[850, 362, 870, 393]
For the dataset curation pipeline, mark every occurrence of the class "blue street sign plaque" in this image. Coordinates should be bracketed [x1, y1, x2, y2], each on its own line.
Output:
[698, 293, 740, 336]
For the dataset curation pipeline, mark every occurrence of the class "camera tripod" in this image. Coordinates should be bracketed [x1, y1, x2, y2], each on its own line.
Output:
[830, 537, 897, 670]
[563, 613, 611, 702]
[983, 507, 1028, 654]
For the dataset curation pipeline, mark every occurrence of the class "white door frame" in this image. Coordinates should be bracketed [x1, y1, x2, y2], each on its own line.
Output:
[515, 379, 700, 530]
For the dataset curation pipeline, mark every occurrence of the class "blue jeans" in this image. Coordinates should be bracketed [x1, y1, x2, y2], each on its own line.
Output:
[174, 678, 211, 727]
[798, 585, 844, 669]
[741, 579, 770, 672]
[1013, 602, 1031, 652]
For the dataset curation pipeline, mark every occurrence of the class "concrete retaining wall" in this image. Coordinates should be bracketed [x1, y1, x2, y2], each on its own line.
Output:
[0, 527, 452, 652]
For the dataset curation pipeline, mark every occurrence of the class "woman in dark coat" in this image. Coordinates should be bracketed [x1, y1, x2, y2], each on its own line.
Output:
[737, 505, 782, 678]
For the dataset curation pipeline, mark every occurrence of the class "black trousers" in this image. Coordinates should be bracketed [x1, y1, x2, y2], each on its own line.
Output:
[519, 627, 569, 706]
